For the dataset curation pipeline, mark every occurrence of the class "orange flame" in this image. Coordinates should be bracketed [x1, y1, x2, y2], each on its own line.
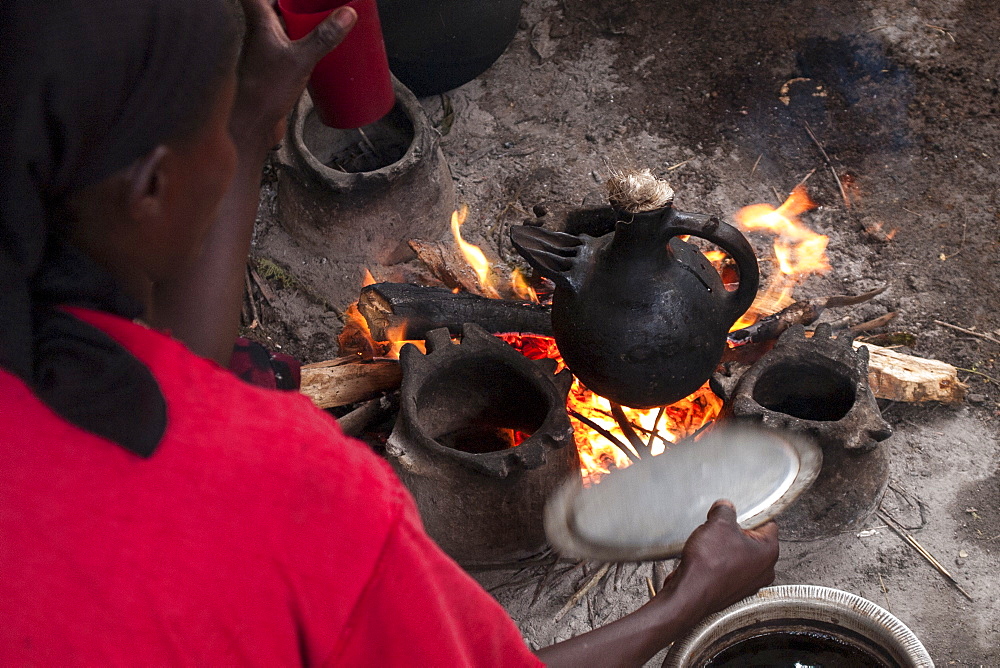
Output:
[362, 268, 376, 287]
[510, 267, 539, 303]
[499, 332, 723, 485]
[451, 205, 501, 299]
[343, 197, 830, 485]
[732, 185, 829, 328]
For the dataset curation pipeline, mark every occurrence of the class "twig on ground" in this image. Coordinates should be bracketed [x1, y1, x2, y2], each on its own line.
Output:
[554, 563, 610, 623]
[847, 311, 899, 336]
[645, 576, 656, 600]
[925, 24, 956, 42]
[956, 368, 1000, 385]
[750, 153, 763, 178]
[666, 159, 690, 171]
[568, 410, 639, 464]
[933, 320, 1000, 346]
[248, 264, 276, 306]
[886, 481, 928, 530]
[802, 121, 850, 208]
[796, 168, 817, 188]
[244, 269, 260, 329]
[530, 557, 560, 609]
[878, 511, 974, 602]
[945, 222, 968, 259]
[877, 572, 893, 613]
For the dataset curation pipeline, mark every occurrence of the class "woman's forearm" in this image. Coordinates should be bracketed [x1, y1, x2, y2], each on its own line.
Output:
[149, 136, 270, 365]
[535, 581, 706, 668]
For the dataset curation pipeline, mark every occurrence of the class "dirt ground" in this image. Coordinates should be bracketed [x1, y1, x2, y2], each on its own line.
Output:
[252, 0, 1000, 663]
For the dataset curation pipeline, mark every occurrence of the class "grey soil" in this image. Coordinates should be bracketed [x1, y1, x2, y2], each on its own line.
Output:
[251, 0, 1000, 663]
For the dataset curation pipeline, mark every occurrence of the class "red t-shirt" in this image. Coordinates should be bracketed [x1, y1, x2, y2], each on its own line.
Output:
[0, 308, 543, 667]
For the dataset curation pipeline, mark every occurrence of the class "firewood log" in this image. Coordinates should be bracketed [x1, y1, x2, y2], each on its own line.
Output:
[299, 357, 402, 409]
[858, 342, 967, 403]
[358, 282, 553, 341]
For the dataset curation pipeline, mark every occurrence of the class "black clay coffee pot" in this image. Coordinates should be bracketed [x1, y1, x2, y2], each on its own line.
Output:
[510, 175, 759, 409]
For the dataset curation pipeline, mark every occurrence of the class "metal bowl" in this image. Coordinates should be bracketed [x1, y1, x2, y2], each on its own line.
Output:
[664, 585, 933, 667]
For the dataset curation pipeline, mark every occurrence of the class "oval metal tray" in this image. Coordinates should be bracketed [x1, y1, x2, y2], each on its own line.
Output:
[545, 426, 822, 561]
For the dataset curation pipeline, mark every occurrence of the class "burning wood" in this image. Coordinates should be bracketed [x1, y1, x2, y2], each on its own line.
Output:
[728, 284, 888, 347]
[358, 282, 553, 341]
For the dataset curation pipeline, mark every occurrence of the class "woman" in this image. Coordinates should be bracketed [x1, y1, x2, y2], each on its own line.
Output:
[0, 0, 778, 665]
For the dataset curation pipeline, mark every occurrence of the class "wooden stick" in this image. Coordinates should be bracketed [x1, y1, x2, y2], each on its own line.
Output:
[244, 269, 260, 329]
[359, 282, 553, 341]
[956, 367, 999, 385]
[554, 563, 610, 623]
[647, 406, 666, 450]
[847, 311, 898, 335]
[610, 401, 652, 458]
[802, 121, 850, 208]
[933, 320, 1000, 346]
[300, 358, 402, 409]
[336, 397, 384, 437]
[645, 576, 657, 600]
[568, 410, 639, 464]
[248, 264, 276, 306]
[878, 512, 974, 602]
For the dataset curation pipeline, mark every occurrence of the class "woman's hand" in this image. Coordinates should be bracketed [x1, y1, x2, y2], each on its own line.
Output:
[536, 500, 778, 668]
[655, 499, 779, 617]
[232, 0, 357, 148]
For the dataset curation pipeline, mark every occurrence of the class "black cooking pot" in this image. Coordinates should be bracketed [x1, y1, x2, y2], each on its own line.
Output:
[376, 0, 523, 96]
[511, 204, 759, 409]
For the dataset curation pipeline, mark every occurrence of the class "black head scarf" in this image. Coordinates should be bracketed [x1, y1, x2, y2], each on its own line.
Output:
[0, 0, 239, 456]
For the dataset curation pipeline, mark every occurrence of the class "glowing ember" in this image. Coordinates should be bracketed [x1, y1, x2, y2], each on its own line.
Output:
[499, 333, 722, 485]
[342, 194, 829, 485]
[732, 185, 830, 328]
[451, 205, 501, 299]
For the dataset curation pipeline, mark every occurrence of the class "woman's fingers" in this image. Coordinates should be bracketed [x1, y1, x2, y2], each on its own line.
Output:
[296, 7, 357, 67]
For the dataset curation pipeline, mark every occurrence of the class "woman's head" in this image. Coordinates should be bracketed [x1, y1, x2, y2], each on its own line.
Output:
[0, 0, 243, 453]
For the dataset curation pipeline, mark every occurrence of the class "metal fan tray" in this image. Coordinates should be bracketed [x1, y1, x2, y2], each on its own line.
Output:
[545, 426, 821, 562]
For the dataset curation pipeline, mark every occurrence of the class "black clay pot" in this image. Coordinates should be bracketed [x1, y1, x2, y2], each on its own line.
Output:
[376, 0, 523, 96]
[511, 205, 759, 409]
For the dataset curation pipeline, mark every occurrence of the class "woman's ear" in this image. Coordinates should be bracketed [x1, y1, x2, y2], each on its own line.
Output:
[125, 145, 171, 224]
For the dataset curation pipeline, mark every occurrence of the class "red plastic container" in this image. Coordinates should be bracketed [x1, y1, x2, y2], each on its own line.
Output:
[278, 0, 395, 129]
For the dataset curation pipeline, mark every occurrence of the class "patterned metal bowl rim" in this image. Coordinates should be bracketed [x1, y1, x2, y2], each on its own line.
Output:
[663, 584, 934, 667]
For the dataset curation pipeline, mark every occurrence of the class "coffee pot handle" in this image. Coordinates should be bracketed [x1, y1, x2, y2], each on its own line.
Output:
[663, 212, 760, 324]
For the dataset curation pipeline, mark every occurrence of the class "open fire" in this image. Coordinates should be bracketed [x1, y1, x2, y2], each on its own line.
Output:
[346, 187, 831, 485]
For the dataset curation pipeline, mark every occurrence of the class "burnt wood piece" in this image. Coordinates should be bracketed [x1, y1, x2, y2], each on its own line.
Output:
[407, 238, 484, 295]
[727, 284, 888, 347]
[358, 282, 553, 341]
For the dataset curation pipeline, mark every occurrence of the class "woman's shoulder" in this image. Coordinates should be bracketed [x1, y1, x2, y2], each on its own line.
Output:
[67, 307, 406, 516]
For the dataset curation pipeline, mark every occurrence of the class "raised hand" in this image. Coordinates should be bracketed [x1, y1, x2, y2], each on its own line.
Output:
[232, 0, 357, 147]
